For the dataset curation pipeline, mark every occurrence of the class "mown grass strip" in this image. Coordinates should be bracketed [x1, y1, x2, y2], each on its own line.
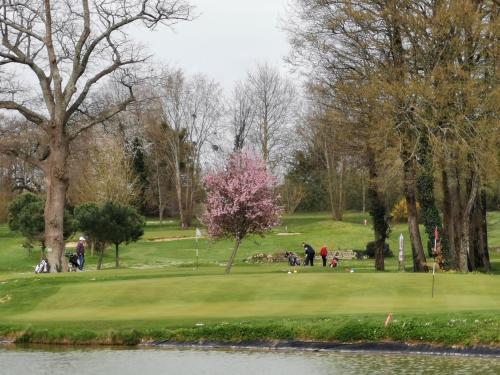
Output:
[1, 313, 498, 348]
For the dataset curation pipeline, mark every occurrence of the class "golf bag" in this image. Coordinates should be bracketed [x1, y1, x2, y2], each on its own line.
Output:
[34, 259, 50, 274]
[285, 252, 301, 266]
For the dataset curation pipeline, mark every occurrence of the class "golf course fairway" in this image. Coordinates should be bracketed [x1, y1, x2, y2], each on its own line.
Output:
[0, 267, 499, 347]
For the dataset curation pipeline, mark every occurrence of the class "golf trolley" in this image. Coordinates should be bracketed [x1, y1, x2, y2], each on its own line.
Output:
[65, 252, 80, 272]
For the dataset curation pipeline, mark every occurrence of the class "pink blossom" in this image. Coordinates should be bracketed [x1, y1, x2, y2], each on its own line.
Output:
[202, 153, 282, 240]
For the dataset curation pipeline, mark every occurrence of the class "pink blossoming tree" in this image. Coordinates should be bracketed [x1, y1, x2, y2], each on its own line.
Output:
[203, 153, 281, 273]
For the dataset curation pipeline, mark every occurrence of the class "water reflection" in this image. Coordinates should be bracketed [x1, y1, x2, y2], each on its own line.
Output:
[0, 346, 499, 375]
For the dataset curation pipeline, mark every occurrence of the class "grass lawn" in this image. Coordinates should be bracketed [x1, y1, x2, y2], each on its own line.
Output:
[0, 267, 498, 346]
[0, 211, 499, 346]
[2, 211, 499, 274]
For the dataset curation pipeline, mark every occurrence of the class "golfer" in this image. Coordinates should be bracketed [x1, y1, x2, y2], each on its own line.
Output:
[320, 244, 328, 267]
[76, 237, 85, 271]
[302, 242, 315, 266]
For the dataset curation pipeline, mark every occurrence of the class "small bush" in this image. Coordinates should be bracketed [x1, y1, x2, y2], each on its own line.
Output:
[390, 198, 420, 223]
[114, 329, 142, 346]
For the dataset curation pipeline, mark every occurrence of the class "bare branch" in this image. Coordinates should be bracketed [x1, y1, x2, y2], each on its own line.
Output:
[0, 15, 44, 42]
[0, 137, 44, 170]
[69, 89, 135, 141]
[65, 1, 193, 107]
[0, 100, 47, 125]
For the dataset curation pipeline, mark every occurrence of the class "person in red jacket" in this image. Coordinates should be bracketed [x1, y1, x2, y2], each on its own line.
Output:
[320, 244, 328, 267]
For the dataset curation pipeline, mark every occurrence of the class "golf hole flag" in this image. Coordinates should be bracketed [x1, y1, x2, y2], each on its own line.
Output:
[434, 226, 439, 256]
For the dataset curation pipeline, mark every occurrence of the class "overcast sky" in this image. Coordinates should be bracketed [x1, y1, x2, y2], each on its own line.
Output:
[133, 0, 292, 92]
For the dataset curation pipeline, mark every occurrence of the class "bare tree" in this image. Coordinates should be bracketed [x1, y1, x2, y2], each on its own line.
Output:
[153, 69, 223, 228]
[228, 80, 254, 152]
[0, 1, 192, 271]
[181, 73, 224, 226]
[247, 63, 297, 170]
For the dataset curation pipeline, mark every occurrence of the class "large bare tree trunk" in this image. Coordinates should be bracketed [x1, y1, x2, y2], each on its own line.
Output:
[476, 191, 491, 272]
[445, 164, 465, 270]
[469, 193, 489, 271]
[404, 157, 428, 272]
[44, 132, 69, 272]
[442, 168, 457, 268]
[457, 170, 479, 272]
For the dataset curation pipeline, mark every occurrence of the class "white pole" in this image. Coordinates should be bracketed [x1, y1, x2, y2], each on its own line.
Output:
[399, 233, 404, 272]
[195, 228, 201, 271]
[432, 262, 436, 298]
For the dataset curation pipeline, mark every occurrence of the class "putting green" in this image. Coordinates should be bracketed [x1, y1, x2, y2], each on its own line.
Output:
[3, 271, 499, 324]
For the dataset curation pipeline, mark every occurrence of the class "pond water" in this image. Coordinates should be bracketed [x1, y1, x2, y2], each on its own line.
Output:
[1, 346, 499, 375]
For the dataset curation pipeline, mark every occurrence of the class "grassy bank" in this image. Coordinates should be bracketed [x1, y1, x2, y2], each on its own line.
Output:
[2, 314, 499, 348]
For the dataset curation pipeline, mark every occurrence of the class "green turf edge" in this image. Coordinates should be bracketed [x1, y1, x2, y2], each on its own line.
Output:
[1, 313, 498, 348]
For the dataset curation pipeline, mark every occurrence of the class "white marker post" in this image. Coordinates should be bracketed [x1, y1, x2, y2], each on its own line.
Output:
[432, 262, 437, 298]
[195, 228, 202, 271]
[398, 234, 404, 272]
